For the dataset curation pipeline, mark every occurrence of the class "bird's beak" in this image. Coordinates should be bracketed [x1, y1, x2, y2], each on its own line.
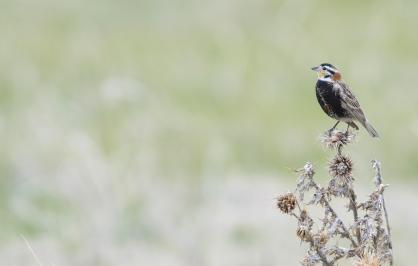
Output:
[311, 66, 320, 72]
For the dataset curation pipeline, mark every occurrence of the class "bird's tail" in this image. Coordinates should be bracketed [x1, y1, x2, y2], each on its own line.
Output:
[362, 120, 379, 138]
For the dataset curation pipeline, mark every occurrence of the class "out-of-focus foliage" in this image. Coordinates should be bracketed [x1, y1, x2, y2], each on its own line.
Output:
[0, 0, 417, 265]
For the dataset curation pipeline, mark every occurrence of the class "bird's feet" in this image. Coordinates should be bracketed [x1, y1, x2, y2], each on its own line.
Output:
[344, 128, 350, 137]
[328, 121, 340, 136]
[320, 128, 355, 150]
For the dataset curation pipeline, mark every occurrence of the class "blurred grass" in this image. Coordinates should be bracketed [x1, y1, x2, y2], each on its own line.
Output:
[0, 0, 418, 265]
[3, 1, 418, 178]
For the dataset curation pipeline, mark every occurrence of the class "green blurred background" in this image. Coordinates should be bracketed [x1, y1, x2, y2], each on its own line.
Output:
[1, 0, 417, 265]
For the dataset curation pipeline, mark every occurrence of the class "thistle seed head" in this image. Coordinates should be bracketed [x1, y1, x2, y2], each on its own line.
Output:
[297, 209, 314, 242]
[320, 129, 355, 150]
[329, 154, 353, 180]
[276, 192, 297, 214]
[297, 225, 311, 242]
[328, 155, 354, 197]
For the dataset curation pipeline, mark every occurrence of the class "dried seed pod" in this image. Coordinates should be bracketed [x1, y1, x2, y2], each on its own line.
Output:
[275, 129, 393, 265]
[328, 154, 355, 197]
[320, 129, 355, 150]
[329, 154, 353, 180]
[297, 225, 311, 242]
[318, 231, 329, 246]
[276, 192, 297, 214]
[299, 209, 314, 228]
[297, 209, 314, 242]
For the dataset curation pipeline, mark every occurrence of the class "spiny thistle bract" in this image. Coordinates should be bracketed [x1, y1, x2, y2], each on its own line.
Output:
[276, 192, 297, 214]
[328, 154, 354, 197]
[329, 154, 353, 179]
[275, 129, 393, 266]
[355, 253, 381, 266]
[320, 129, 355, 150]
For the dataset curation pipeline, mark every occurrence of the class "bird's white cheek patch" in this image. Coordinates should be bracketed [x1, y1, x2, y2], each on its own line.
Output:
[319, 77, 333, 82]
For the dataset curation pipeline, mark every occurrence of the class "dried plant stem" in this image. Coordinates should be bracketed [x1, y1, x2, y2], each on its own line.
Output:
[309, 239, 332, 266]
[312, 182, 358, 248]
[324, 201, 358, 248]
[337, 145, 343, 156]
[291, 213, 332, 266]
[289, 212, 332, 266]
[349, 188, 361, 245]
[372, 160, 393, 266]
[277, 130, 393, 265]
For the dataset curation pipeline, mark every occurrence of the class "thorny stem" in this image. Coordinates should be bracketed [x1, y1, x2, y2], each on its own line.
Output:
[330, 254, 345, 265]
[374, 215, 383, 254]
[291, 210, 332, 266]
[308, 239, 332, 266]
[324, 201, 358, 248]
[312, 182, 358, 248]
[372, 160, 393, 266]
[295, 198, 302, 213]
[349, 188, 361, 245]
[280, 131, 393, 265]
[336, 134, 360, 248]
[337, 144, 343, 156]
[291, 213, 299, 220]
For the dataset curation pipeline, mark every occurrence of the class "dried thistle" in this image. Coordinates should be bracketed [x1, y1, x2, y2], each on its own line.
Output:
[320, 129, 355, 150]
[276, 192, 297, 214]
[297, 209, 314, 242]
[301, 250, 322, 266]
[328, 154, 354, 197]
[358, 191, 382, 215]
[275, 129, 393, 265]
[329, 154, 353, 179]
[355, 253, 380, 266]
[296, 162, 316, 201]
[297, 225, 311, 242]
[313, 231, 329, 247]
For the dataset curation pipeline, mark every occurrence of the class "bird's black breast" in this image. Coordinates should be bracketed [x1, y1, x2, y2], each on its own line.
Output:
[315, 80, 348, 119]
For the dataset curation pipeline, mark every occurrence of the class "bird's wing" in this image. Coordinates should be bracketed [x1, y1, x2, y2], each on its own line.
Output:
[336, 81, 366, 122]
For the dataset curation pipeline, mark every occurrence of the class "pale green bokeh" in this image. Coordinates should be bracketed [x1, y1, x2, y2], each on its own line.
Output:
[0, 0, 417, 265]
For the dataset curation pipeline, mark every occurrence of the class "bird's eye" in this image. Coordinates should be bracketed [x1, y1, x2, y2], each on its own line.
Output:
[322, 67, 326, 70]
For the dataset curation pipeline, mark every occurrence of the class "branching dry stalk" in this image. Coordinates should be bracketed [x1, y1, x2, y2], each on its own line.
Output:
[371, 160, 393, 266]
[276, 129, 394, 265]
[310, 181, 358, 248]
[349, 188, 362, 245]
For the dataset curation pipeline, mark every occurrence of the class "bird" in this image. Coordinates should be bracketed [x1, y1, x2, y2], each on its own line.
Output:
[311, 63, 379, 138]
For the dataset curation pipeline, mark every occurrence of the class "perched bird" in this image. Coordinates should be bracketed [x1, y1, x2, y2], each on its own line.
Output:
[311, 63, 379, 137]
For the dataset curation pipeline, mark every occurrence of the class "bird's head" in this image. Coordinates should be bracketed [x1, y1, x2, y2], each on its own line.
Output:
[311, 63, 341, 81]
